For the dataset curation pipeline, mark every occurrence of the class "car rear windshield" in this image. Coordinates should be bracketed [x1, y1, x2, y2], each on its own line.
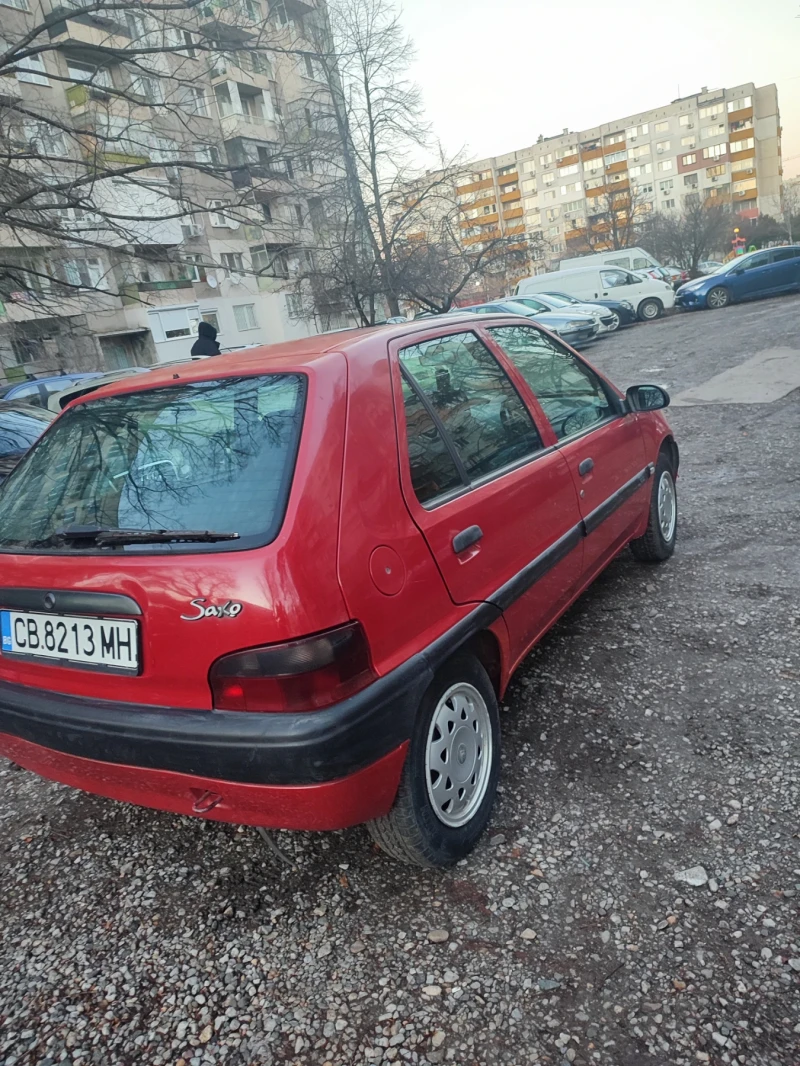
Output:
[0, 374, 306, 553]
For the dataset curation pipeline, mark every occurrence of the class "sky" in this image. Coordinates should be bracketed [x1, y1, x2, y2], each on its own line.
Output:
[398, 0, 800, 182]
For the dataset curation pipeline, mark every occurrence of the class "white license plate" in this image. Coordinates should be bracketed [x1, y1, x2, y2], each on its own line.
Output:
[1, 610, 139, 672]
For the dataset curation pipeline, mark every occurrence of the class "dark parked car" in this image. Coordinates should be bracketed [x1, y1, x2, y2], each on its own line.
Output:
[541, 291, 639, 327]
[455, 301, 599, 346]
[0, 373, 102, 409]
[676, 246, 800, 309]
[0, 403, 54, 484]
[0, 316, 678, 867]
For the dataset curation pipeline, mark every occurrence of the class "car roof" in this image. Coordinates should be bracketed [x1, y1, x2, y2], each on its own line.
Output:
[0, 401, 55, 420]
[70, 314, 556, 406]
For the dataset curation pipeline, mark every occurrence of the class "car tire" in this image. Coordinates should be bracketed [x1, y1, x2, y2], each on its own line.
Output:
[706, 286, 730, 309]
[638, 298, 663, 321]
[605, 313, 621, 333]
[630, 453, 677, 563]
[368, 655, 500, 867]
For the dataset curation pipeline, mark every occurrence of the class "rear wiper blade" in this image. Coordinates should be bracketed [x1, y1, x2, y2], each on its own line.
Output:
[96, 528, 240, 546]
[54, 526, 239, 546]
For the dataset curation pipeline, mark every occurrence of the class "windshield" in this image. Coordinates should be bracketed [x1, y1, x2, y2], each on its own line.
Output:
[0, 374, 306, 553]
[545, 292, 579, 305]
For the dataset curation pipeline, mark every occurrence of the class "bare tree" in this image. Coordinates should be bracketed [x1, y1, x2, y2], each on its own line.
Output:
[649, 197, 733, 276]
[566, 181, 652, 254]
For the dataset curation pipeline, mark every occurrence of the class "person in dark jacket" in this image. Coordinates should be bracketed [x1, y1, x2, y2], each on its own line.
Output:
[191, 321, 221, 356]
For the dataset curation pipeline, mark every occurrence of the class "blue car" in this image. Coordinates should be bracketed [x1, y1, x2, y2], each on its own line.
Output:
[676, 246, 800, 310]
[0, 373, 102, 408]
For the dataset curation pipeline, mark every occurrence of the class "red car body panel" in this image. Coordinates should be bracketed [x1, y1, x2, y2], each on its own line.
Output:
[0, 315, 677, 829]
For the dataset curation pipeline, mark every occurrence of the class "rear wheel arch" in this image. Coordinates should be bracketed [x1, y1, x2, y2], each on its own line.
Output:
[459, 628, 503, 696]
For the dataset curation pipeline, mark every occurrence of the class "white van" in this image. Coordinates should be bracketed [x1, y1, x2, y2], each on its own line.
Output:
[514, 265, 675, 321]
[557, 247, 662, 274]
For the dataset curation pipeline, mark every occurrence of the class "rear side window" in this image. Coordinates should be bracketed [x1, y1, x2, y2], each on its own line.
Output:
[772, 248, 800, 262]
[0, 374, 305, 553]
[0, 410, 52, 457]
[399, 331, 543, 504]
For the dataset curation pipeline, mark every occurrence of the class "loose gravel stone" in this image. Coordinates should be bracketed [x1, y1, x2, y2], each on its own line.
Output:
[1, 300, 799, 1065]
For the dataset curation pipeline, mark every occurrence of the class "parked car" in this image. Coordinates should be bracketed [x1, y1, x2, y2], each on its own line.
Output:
[557, 246, 662, 274]
[0, 403, 54, 484]
[455, 301, 599, 346]
[697, 260, 725, 275]
[675, 246, 800, 310]
[516, 265, 676, 321]
[47, 368, 152, 412]
[507, 294, 620, 333]
[0, 316, 678, 866]
[541, 291, 639, 327]
[0, 373, 103, 409]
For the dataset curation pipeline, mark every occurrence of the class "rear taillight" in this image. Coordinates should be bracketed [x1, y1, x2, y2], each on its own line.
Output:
[209, 622, 376, 712]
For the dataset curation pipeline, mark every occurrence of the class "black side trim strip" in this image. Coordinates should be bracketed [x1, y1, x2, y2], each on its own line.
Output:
[583, 464, 653, 536]
[488, 522, 585, 612]
[0, 588, 142, 617]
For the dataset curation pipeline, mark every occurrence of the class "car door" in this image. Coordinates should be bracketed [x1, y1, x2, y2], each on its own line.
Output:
[393, 327, 585, 664]
[727, 250, 774, 300]
[769, 247, 800, 292]
[485, 323, 650, 581]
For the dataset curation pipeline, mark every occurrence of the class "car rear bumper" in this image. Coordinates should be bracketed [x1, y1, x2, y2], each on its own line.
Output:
[0, 731, 408, 829]
[0, 605, 499, 828]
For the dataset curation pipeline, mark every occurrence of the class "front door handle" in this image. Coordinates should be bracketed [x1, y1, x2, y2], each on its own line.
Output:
[452, 525, 483, 554]
[578, 457, 594, 476]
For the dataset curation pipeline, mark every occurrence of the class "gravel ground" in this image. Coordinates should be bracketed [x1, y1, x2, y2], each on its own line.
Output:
[1, 294, 799, 1066]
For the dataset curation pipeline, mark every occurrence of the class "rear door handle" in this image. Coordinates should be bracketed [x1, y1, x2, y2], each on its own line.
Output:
[578, 457, 594, 476]
[452, 525, 483, 554]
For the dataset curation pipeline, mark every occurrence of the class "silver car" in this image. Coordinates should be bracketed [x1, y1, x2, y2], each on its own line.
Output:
[453, 301, 599, 345]
[506, 294, 620, 334]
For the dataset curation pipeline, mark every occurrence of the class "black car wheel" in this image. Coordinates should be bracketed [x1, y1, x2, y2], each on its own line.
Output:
[638, 298, 663, 321]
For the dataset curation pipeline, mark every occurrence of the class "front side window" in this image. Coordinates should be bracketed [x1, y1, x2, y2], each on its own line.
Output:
[488, 325, 615, 441]
[0, 375, 306, 553]
[399, 332, 542, 501]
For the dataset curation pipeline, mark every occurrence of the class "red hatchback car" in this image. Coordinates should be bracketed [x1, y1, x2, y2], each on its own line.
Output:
[0, 316, 678, 867]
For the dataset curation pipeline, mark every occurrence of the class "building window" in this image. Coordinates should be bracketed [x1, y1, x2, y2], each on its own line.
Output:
[656, 140, 670, 154]
[182, 86, 209, 116]
[706, 164, 727, 178]
[207, 200, 234, 228]
[684, 173, 698, 188]
[286, 292, 303, 317]
[659, 179, 674, 194]
[220, 252, 244, 275]
[22, 121, 66, 156]
[15, 53, 49, 85]
[679, 114, 693, 127]
[545, 207, 560, 221]
[605, 132, 625, 146]
[682, 153, 696, 166]
[654, 120, 669, 133]
[733, 178, 757, 194]
[699, 103, 724, 120]
[132, 73, 163, 104]
[497, 164, 517, 176]
[732, 137, 755, 153]
[540, 154, 553, 166]
[195, 143, 220, 166]
[233, 303, 257, 331]
[66, 61, 111, 87]
[63, 258, 105, 289]
[294, 204, 304, 225]
[304, 106, 313, 129]
[703, 143, 728, 160]
[657, 159, 673, 172]
[542, 172, 555, 186]
[183, 255, 206, 282]
[727, 96, 752, 113]
[260, 201, 273, 223]
[663, 199, 676, 209]
[11, 338, 44, 365]
[605, 150, 626, 165]
[731, 158, 754, 173]
[542, 189, 556, 201]
[702, 123, 726, 140]
[558, 163, 579, 177]
[681, 136, 696, 148]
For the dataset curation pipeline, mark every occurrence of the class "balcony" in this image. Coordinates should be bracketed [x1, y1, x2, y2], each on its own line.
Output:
[210, 58, 272, 92]
[47, 7, 130, 58]
[198, 0, 262, 42]
[456, 177, 493, 196]
[497, 171, 518, 186]
[220, 111, 279, 143]
[231, 164, 291, 190]
[121, 278, 195, 305]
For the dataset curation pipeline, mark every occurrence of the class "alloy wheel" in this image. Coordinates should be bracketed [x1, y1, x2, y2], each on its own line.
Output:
[657, 471, 677, 542]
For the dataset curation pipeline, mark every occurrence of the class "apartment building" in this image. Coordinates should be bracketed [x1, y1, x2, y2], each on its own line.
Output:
[456, 82, 782, 264]
[0, 0, 335, 381]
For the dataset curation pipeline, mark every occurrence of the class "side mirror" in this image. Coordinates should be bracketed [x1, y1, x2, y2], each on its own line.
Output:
[626, 384, 670, 411]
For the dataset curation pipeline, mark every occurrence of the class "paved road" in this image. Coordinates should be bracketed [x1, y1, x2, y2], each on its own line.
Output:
[1, 295, 799, 1066]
